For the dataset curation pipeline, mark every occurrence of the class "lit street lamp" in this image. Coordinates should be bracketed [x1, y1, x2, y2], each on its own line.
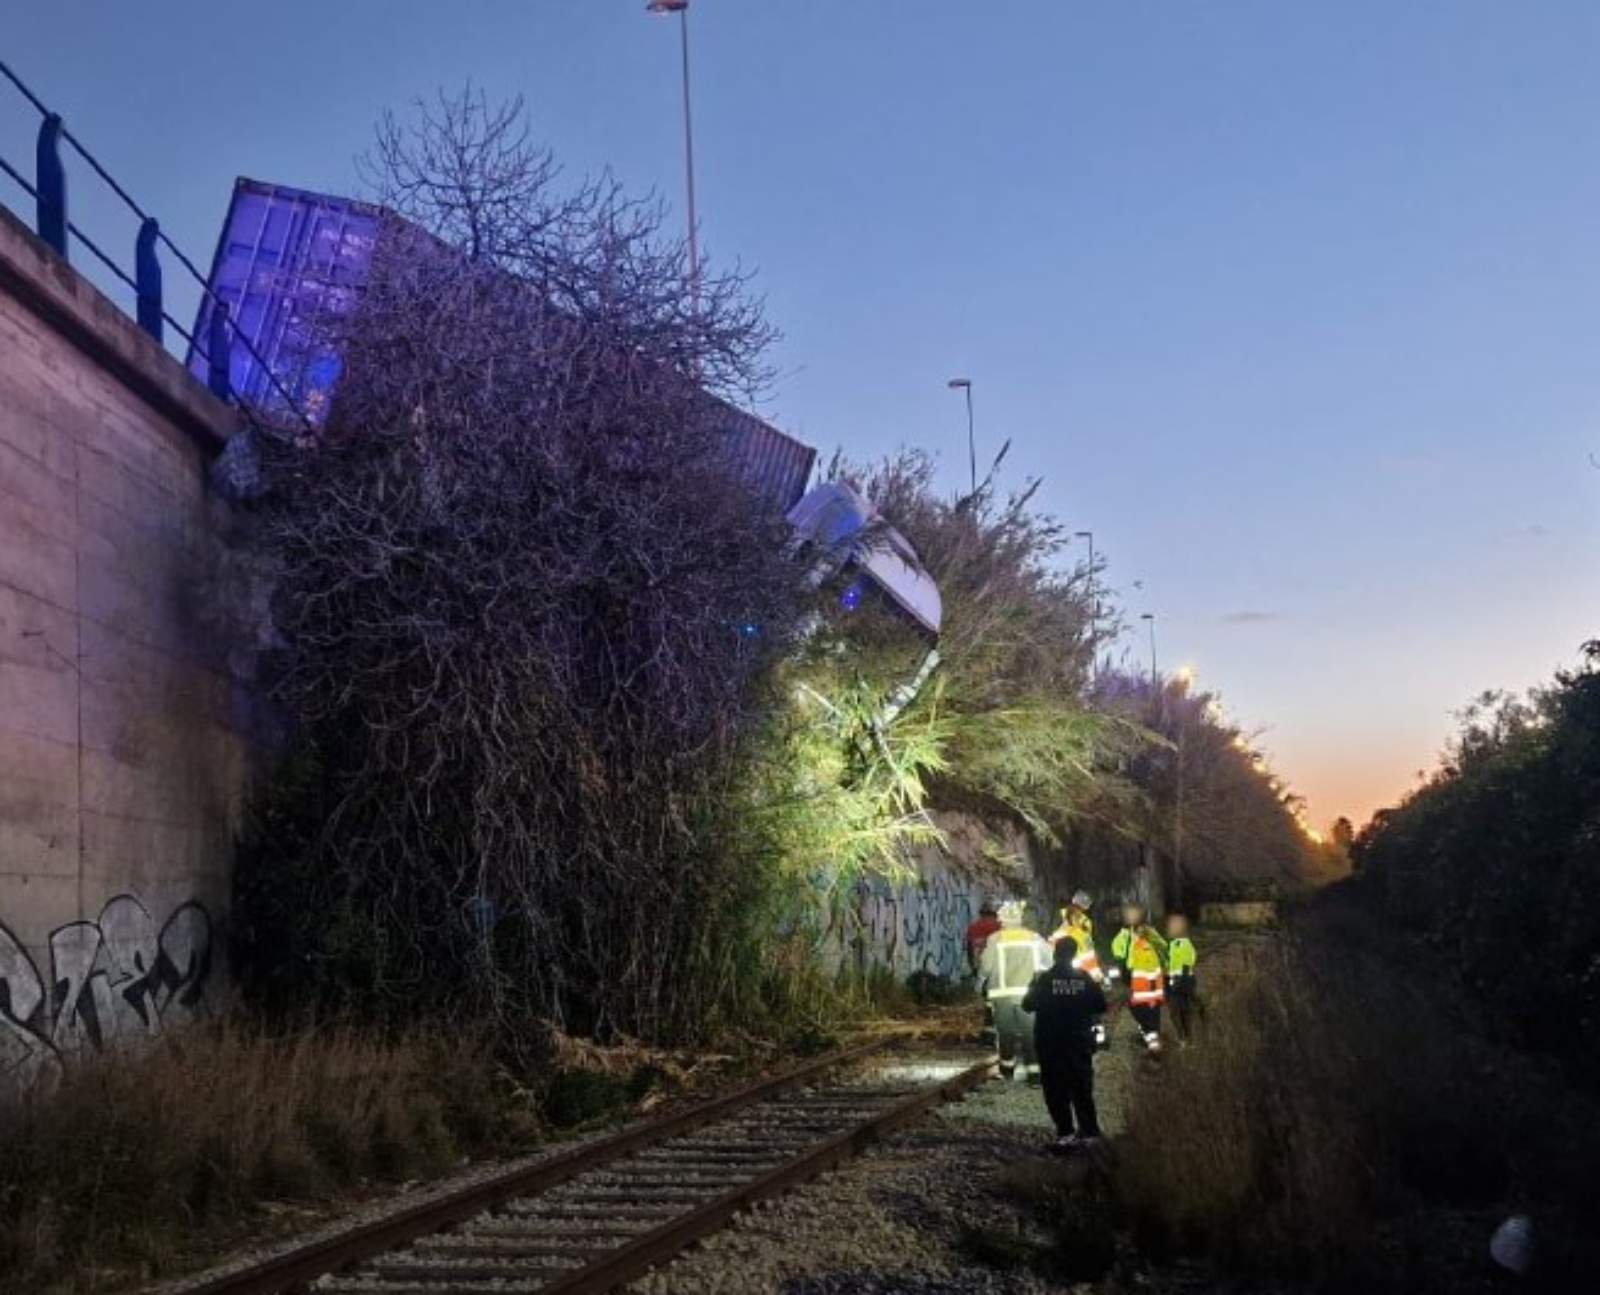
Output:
[946, 377, 975, 494]
[647, 0, 699, 302]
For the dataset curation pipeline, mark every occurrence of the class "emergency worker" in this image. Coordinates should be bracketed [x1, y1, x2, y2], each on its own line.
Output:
[965, 901, 1001, 976]
[966, 899, 1003, 1048]
[978, 900, 1051, 1080]
[1110, 902, 1169, 1054]
[1048, 890, 1103, 983]
[1164, 912, 1199, 1040]
[1022, 936, 1107, 1149]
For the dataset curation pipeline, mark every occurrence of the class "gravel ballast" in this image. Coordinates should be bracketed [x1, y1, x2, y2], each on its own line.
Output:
[626, 1029, 1143, 1295]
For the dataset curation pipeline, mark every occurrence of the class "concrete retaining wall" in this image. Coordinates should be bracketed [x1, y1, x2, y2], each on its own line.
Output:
[0, 205, 247, 1085]
[843, 811, 1037, 983]
[1199, 900, 1279, 928]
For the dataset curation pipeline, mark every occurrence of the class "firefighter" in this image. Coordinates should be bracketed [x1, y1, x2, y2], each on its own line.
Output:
[978, 900, 1051, 1080]
[1164, 912, 1199, 1041]
[1048, 889, 1103, 983]
[1022, 935, 1107, 1150]
[1110, 902, 1169, 1054]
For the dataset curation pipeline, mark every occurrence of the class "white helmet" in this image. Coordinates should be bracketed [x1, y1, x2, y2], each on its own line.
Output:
[1070, 889, 1092, 910]
[997, 900, 1026, 927]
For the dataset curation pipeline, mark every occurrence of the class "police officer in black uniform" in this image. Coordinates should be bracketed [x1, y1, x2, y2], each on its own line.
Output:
[1021, 935, 1108, 1149]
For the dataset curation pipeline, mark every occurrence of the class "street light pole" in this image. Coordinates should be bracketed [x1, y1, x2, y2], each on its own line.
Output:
[1074, 529, 1095, 672]
[947, 378, 975, 495]
[1173, 717, 1186, 910]
[647, 0, 699, 304]
[1140, 612, 1157, 689]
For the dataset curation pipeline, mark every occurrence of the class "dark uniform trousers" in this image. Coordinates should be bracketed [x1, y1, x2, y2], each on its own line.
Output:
[1023, 964, 1107, 1137]
[1167, 973, 1198, 1039]
[1038, 1044, 1099, 1138]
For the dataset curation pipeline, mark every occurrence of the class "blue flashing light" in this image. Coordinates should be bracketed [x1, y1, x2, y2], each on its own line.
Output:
[840, 580, 864, 612]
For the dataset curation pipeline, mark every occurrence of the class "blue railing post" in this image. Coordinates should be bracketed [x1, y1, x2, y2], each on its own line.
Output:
[35, 112, 66, 256]
[207, 300, 231, 401]
[135, 217, 162, 342]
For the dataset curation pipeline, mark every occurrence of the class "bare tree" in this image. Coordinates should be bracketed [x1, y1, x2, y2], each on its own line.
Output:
[233, 90, 803, 1048]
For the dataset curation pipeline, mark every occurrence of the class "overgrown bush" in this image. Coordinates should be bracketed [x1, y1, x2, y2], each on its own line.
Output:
[1353, 641, 1600, 1086]
[0, 1023, 527, 1293]
[230, 90, 810, 1047]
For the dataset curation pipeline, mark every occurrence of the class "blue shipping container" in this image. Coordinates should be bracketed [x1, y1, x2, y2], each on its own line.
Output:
[191, 177, 814, 508]
[187, 177, 383, 420]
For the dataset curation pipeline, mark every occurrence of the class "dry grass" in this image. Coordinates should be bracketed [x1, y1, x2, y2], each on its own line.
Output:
[1113, 899, 1600, 1285]
[0, 1021, 533, 1293]
[1117, 931, 1375, 1272]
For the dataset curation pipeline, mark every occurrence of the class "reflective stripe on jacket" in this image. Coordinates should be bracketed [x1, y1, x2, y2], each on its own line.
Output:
[1049, 911, 1102, 981]
[1129, 968, 1165, 1006]
[980, 927, 1051, 1000]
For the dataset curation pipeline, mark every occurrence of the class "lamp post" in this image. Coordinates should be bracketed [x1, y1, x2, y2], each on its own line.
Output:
[1074, 529, 1095, 671]
[946, 378, 975, 494]
[647, 0, 699, 303]
[1140, 612, 1157, 688]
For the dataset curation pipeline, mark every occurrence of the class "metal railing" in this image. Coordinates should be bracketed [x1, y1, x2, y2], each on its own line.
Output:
[0, 59, 313, 431]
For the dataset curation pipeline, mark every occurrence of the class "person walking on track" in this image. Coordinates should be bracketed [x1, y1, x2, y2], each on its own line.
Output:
[965, 900, 1001, 977]
[1022, 935, 1108, 1150]
[978, 900, 1051, 1081]
[1110, 902, 1169, 1054]
[1048, 889, 1104, 983]
[1164, 912, 1200, 1041]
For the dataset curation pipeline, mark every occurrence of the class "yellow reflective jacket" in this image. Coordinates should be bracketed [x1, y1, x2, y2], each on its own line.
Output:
[1111, 925, 1168, 974]
[1167, 936, 1197, 979]
[979, 926, 1051, 1000]
[1049, 908, 1093, 950]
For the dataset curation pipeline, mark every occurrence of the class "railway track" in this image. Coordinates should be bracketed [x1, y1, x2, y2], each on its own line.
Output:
[170, 1042, 994, 1295]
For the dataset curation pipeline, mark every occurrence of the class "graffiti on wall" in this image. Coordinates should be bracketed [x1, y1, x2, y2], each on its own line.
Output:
[0, 894, 213, 1086]
[855, 866, 977, 981]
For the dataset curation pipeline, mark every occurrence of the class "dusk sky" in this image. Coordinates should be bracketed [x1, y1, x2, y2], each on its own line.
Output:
[8, 2, 1598, 829]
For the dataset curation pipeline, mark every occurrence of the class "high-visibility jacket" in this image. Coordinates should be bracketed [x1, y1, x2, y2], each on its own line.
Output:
[1167, 936, 1197, 985]
[1048, 909, 1102, 982]
[979, 926, 1051, 1001]
[1112, 925, 1168, 1006]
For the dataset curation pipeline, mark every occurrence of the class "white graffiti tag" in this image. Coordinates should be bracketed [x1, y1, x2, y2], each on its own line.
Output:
[0, 895, 212, 1085]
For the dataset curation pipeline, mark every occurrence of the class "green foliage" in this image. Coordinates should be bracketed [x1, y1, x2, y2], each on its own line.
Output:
[947, 702, 1143, 845]
[758, 674, 953, 886]
[781, 450, 1142, 888]
[1353, 641, 1600, 1085]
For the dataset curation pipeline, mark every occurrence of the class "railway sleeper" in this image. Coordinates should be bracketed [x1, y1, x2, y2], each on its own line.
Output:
[623, 1153, 785, 1169]
[493, 1201, 689, 1221]
[408, 1238, 617, 1261]
[542, 1189, 728, 1207]
[457, 1219, 651, 1241]
[569, 1172, 759, 1191]
[366, 1254, 590, 1280]
[314, 1280, 550, 1295]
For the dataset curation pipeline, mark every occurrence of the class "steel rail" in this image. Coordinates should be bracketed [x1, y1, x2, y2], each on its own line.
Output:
[537, 1056, 996, 1295]
[169, 1039, 888, 1295]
